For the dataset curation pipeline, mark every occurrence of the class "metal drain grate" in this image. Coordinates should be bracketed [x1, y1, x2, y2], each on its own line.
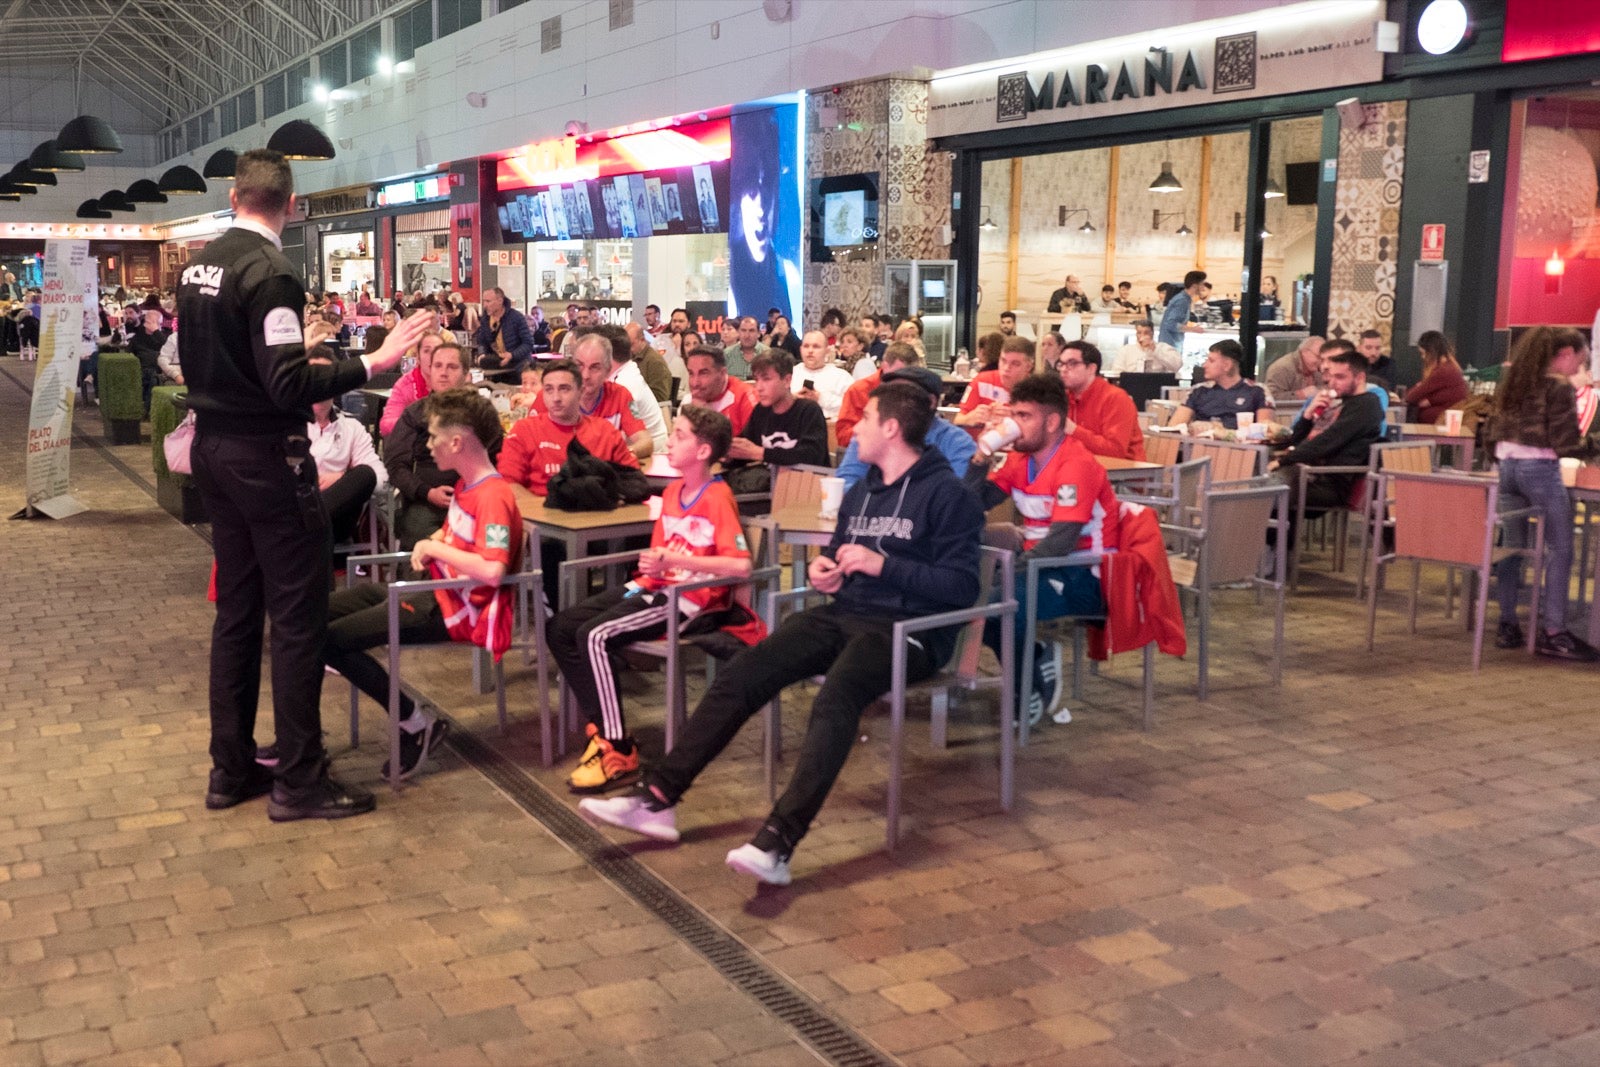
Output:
[447, 726, 896, 1067]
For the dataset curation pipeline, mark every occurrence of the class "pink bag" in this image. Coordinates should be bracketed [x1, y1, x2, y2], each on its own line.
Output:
[163, 410, 196, 475]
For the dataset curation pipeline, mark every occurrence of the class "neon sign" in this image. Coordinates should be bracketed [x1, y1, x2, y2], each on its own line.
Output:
[376, 175, 449, 207]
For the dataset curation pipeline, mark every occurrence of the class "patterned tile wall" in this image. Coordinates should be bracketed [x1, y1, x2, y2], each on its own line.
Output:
[803, 79, 951, 329]
[1327, 100, 1407, 346]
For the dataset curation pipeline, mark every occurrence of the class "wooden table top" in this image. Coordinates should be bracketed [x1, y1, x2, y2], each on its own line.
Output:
[515, 485, 653, 530]
[769, 503, 839, 538]
[1400, 423, 1473, 438]
[1099, 455, 1160, 471]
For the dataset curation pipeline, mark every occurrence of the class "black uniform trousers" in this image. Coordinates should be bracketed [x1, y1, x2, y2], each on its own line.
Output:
[646, 603, 938, 857]
[193, 431, 332, 797]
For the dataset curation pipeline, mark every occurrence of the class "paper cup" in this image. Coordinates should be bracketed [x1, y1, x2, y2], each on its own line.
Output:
[1560, 457, 1580, 488]
[647, 495, 664, 520]
[977, 417, 1022, 457]
[1235, 412, 1255, 432]
[819, 476, 846, 520]
[1443, 408, 1464, 435]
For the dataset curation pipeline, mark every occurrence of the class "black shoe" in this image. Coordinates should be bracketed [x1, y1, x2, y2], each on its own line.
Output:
[255, 742, 280, 768]
[267, 777, 377, 822]
[1534, 629, 1600, 663]
[205, 765, 275, 810]
[1495, 620, 1524, 650]
[380, 717, 451, 780]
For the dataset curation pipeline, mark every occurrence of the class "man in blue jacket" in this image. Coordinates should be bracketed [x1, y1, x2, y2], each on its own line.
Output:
[472, 287, 535, 374]
[580, 381, 985, 885]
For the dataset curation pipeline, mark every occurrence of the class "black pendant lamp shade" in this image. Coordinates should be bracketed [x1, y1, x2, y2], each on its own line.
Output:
[0, 178, 33, 196]
[0, 193, 21, 202]
[76, 198, 112, 218]
[29, 139, 85, 173]
[1149, 160, 1183, 193]
[202, 148, 237, 179]
[126, 179, 167, 204]
[57, 115, 123, 154]
[9, 163, 55, 187]
[267, 120, 335, 161]
[157, 165, 207, 195]
[98, 189, 137, 212]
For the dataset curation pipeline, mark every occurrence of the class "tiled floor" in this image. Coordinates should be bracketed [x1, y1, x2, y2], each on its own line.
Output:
[4, 356, 1600, 1066]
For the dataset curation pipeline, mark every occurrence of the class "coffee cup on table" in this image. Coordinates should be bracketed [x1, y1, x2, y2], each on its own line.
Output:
[819, 476, 846, 520]
[1235, 412, 1254, 433]
[1443, 408, 1464, 435]
[977, 417, 1022, 457]
[1560, 458, 1580, 488]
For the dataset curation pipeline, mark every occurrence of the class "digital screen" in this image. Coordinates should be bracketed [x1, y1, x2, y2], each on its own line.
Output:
[495, 162, 730, 243]
[922, 279, 947, 299]
[728, 103, 802, 323]
[808, 172, 879, 263]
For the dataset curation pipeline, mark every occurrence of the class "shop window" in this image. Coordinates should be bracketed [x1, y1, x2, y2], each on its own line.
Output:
[235, 89, 256, 129]
[393, 4, 431, 62]
[1500, 90, 1600, 327]
[351, 24, 384, 76]
[285, 60, 311, 110]
[220, 96, 237, 138]
[263, 74, 286, 120]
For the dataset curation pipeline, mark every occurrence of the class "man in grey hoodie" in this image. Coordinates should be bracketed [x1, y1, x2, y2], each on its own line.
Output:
[579, 381, 985, 884]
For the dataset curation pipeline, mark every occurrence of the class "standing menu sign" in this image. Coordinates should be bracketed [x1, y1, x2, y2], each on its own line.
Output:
[22, 240, 92, 518]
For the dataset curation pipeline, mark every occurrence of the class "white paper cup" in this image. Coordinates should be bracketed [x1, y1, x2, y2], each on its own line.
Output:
[647, 495, 664, 520]
[977, 417, 1022, 457]
[1561, 457, 1580, 487]
[1443, 408, 1464, 435]
[1235, 412, 1254, 432]
[819, 476, 846, 520]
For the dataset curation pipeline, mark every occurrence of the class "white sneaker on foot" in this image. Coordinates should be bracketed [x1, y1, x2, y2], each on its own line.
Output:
[578, 793, 679, 842]
[725, 843, 791, 886]
[1052, 706, 1073, 725]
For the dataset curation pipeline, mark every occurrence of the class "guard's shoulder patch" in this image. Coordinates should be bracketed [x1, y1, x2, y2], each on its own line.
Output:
[263, 307, 302, 347]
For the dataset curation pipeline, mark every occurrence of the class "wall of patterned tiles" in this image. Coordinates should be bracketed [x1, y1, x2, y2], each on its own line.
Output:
[1327, 100, 1408, 347]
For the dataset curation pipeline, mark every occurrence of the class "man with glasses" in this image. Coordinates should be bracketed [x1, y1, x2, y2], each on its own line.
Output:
[1057, 341, 1146, 460]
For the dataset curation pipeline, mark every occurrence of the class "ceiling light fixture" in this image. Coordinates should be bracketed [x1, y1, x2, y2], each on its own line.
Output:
[1264, 174, 1285, 198]
[268, 120, 336, 161]
[202, 149, 237, 180]
[1149, 144, 1182, 193]
[76, 198, 112, 219]
[1058, 206, 1096, 233]
[98, 190, 136, 212]
[57, 114, 123, 154]
[8, 163, 53, 187]
[158, 166, 207, 195]
[125, 179, 168, 204]
[978, 211, 999, 232]
[29, 140, 85, 173]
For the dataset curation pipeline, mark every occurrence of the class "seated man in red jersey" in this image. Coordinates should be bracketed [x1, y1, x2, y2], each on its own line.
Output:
[834, 341, 919, 448]
[547, 407, 758, 794]
[682, 345, 756, 437]
[321, 389, 523, 780]
[498, 357, 639, 607]
[528, 332, 653, 460]
[964, 373, 1121, 727]
[953, 336, 1034, 432]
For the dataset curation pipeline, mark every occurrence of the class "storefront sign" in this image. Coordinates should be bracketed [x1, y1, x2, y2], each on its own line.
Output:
[376, 175, 453, 208]
[1503, 0, 1600, 62]
[1421, 224, 1446, 261]
[928, 0, 1385, 137]
[21, 241, 92, 518]
[304, 187, 374, 218]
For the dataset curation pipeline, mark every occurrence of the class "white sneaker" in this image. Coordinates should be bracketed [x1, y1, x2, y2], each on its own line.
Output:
[725, 843, 791, 886]
[578, 793, 680, 843]
[1052, 706, 1073, 725]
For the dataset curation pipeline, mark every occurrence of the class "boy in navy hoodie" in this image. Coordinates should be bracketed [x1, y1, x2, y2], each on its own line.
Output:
[580, 381, 985, 884]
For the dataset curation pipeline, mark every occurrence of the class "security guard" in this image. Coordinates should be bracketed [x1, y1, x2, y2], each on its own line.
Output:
[182, 149, 432, 821]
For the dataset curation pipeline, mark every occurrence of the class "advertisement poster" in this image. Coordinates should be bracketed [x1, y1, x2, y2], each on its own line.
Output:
[23, 240, 92, 518]
[727, 104, 802, 323]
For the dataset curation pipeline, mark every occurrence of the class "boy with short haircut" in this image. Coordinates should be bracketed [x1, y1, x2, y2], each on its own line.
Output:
[547, 407, 756, 793]
[321, 388, 524, 779]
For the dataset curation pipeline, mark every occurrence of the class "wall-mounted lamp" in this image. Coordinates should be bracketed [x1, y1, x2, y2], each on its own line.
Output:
[978, 211, 999, 233]
[1546, 249, 1565, 294]
[1059, 206, 1095, 233]
[1153, 209, 1191, 236]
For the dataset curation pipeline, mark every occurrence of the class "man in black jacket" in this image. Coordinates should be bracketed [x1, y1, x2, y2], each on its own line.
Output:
[128, 309, 172, 415]
[1270, 348, 1385, 534]
[473, 286, 535, 373]
[722, 350, 829, 493]
[181, 149, 431, 821]
[385, 341, 502, 549]
[578, 381, 984, 885]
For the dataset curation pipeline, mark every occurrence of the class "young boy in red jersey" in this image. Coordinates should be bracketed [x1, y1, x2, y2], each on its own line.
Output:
[547, 406, 755, 793]
[320, 388, 524, 779]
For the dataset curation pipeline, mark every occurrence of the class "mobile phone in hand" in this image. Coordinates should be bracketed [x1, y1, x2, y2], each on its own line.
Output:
[803, 379, 814, 390]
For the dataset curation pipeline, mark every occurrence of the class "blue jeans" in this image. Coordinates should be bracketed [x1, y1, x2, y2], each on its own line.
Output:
[1495, 457, 1572, 632]
[984, 565, 1105, 690]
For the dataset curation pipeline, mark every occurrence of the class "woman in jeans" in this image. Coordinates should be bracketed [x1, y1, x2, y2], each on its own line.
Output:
[1490, 326, 1598, 661]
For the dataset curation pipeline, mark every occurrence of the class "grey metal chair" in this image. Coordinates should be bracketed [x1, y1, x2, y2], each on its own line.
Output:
[344, 550, 550, 786]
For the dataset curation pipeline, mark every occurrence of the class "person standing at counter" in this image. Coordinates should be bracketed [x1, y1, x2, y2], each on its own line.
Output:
[1170, 340, 1273, 430]
[1058, 340, 1145, 461]
[1159, 271, 1207, 349]
[1108, 321, 1182, 376]
[1048, 275, 1092, 315]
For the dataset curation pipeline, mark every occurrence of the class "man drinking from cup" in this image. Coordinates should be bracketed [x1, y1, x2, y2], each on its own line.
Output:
[964, 373, 1120, 726]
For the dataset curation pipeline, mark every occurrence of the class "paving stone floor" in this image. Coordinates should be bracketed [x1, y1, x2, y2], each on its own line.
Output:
[3, 354, 1600, 1066]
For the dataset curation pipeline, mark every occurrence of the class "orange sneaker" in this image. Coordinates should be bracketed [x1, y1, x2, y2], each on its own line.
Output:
[567, 732, 641, 794]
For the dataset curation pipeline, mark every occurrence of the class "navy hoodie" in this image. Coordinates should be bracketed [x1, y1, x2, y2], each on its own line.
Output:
[824, 447, 984, 667]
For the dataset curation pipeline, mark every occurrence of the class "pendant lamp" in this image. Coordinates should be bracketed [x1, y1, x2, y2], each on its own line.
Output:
[56, 115, 123, 154]
[29, 140, 85, 173]
[1263, 175, 1285, 199]
[76, 198, 113, 219]
[9, 164, 55, 187]
[0, 179, 33, 196]
[98, 190, 137, 212]
[267, 120, 335, 161]
[1149, 160, 1182, 193]
[158, 165, 207, 195]
[203, 149, 238, 180]
[978, 212, 999, 232]
[126, 179, 168, 204]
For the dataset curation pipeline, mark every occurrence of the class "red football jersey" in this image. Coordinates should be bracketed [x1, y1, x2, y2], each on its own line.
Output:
[429, 472, 523, 659]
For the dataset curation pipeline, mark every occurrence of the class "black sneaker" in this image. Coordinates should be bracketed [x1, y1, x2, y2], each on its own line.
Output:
[381, 716, 451, 780]
[1495, 620, 1524, 650]
[267, 777, 376, 822]
[255, 743, 280, 768]
[204, 765, 274, 810]
[1534, 629, 1600, 663]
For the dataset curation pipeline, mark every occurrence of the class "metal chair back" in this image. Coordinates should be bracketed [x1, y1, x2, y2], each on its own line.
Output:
[1181, 437, 1269, 484]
